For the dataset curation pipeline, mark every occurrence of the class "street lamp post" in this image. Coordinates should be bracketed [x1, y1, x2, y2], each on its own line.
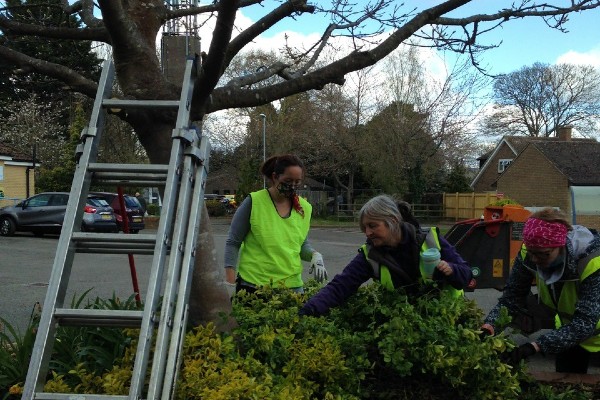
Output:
[259, 113, 266, 188]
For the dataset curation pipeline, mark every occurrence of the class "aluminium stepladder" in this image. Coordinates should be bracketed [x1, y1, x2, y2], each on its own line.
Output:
[22, 57, 210, 400]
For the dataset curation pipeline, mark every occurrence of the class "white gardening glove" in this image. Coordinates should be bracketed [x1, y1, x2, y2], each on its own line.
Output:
[309, 252, 328, 282]
[224, 281, 236, 298]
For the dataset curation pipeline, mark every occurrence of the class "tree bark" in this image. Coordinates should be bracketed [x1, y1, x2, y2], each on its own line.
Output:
[188, 207, 237, 331]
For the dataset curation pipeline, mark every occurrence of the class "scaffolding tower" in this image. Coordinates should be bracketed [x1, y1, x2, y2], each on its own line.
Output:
[162, 0, 201, 84]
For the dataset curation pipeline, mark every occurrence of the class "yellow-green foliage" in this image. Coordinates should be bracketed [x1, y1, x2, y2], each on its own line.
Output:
[492, 198, 521, 207]
[29, 282, 590, 399]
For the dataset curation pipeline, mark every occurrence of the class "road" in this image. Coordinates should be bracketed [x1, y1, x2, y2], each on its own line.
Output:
[0, 219, 367, 332]
[1, 218, 597, 374]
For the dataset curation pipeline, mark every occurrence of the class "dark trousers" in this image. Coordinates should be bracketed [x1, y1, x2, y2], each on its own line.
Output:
[555, 345, 590, 373]
[235, 276, 257, 294]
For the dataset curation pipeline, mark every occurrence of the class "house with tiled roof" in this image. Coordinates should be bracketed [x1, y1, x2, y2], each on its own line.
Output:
[0, 143, 37, 206]
[493, 127, 600, 229]
[470, 127, 596, 192]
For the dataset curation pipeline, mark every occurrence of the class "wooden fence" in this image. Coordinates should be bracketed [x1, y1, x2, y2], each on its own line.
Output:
[443, 192, 500, 221]
[334, 192, 501, 222]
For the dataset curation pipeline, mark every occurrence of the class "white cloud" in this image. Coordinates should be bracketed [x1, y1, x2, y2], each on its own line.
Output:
[556, 46, 600, 68]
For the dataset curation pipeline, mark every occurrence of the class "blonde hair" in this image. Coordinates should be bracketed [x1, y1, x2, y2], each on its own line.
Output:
[530, 208, 572, 231]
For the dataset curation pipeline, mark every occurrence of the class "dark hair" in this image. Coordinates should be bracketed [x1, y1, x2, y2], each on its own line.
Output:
[260, 154, 305, 178]
[396, 200, 421, 230]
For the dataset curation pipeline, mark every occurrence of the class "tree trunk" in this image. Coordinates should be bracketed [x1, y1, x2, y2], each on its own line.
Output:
[126, 116, 233, 330]
[188, 207, 236, 331]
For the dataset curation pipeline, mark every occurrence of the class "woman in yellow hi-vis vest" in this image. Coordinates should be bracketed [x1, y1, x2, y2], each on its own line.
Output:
[224, 154, 327, 296]
[299, 195, 472, 317]
[482, 208, 600, 373]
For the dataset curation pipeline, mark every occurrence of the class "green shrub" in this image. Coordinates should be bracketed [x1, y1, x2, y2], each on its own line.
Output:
[175, 283, 527, 399]
[492, 198, 521, 207]
[146, 203, 160, 216]
[205, 199, 226, 217]
[5, 284, 596, 399]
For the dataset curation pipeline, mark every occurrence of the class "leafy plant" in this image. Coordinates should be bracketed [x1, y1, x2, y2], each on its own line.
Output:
[205, 199, 226, 217]
[146, 203, 160, 216]
[492, 198, 521, 207]
[49, 291, 141, 385]
[0, 303, 41, 399]
[5, 284, 596, 399]
[173, 282, 527, 399]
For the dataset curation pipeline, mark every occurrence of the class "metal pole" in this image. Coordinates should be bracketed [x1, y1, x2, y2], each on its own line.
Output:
[259, 113, 266, 189]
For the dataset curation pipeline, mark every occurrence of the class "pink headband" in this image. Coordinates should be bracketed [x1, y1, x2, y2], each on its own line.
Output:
[522, 218, 568, 248]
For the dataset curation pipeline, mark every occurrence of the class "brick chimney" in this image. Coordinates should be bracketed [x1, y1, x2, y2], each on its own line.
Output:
[556, 125, 573, 141]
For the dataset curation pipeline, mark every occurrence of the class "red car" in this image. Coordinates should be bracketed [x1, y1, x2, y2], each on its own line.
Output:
[89, 192, 145, 233]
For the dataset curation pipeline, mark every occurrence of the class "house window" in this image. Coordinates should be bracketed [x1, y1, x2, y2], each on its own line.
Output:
[498, 159, 513, 173]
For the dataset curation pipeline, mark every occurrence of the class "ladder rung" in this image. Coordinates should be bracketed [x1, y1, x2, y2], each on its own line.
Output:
[72, 233, 158, 254]
[88, 163, 169, 174]
[75, 248, 155, 255]
[102, 99, 180, 110]
[88, 163, 169, 185]
[91, 179, 167, 187]
[72, 232, 157, 243]
[53, 309, 145, 327]
[34, 394, 127, 400]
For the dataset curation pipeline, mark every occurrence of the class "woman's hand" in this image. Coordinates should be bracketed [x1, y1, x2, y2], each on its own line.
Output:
[436, 260, 454, 276]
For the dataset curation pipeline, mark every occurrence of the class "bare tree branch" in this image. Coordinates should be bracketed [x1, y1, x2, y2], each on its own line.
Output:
[208, 0, 473, 112]
[165, 0, 260, 20]
[58, 0, 102, 27]
[0, 45, 98, 97]
[0, 14, 109, 42]
[225, 0, 315, 66]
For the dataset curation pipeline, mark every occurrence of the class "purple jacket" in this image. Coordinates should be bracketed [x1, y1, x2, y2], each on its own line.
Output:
[300, 224, 472, 316]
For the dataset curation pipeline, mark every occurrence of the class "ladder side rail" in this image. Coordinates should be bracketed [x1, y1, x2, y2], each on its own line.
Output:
[146, 143, 197, 399]
[161, 136, 211, 400]
[146, 58, 198, 399]
[32, 393, 127, 400]
[127, 138, 184, 399]
[173, 59, 196, 129]
[21, 60, 116, 400]
[128, 58, 197, 399]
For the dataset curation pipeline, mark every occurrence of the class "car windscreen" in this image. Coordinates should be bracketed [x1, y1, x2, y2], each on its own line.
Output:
[125, 197, 141, 207]
[88, 197, 110, 207]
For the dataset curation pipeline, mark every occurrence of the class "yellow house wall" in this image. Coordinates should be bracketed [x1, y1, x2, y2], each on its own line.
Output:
[0, 161, 35, 207]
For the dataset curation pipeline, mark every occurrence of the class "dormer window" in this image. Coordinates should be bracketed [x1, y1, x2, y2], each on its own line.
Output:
[498, 159, 513, 173]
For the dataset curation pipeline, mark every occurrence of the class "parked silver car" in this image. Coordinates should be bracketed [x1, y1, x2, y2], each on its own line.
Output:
[82, 195, 119, 233]
[0, 192, 117, 236]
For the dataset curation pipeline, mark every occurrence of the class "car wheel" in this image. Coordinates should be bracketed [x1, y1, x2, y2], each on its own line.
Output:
[81, 223, 88, 232]
[130, 229, 139, 234]
[0, 217, 16, 236]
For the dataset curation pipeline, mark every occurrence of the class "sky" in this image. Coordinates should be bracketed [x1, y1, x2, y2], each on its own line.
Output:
[234, 0, 600, 75]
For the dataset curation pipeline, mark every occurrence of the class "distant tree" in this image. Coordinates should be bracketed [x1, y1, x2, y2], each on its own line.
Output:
[481, 62, 600, 138]
[361, 47, 486, 202]
[98, 115, 148, 165]
[443, 162, 472, 193]
[310, 67, 379, 207]
[35, 101, 85, 191]
[0, 0, 100, 123]
[208, 148, 235, 173]
[0, 93, 66, 168]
